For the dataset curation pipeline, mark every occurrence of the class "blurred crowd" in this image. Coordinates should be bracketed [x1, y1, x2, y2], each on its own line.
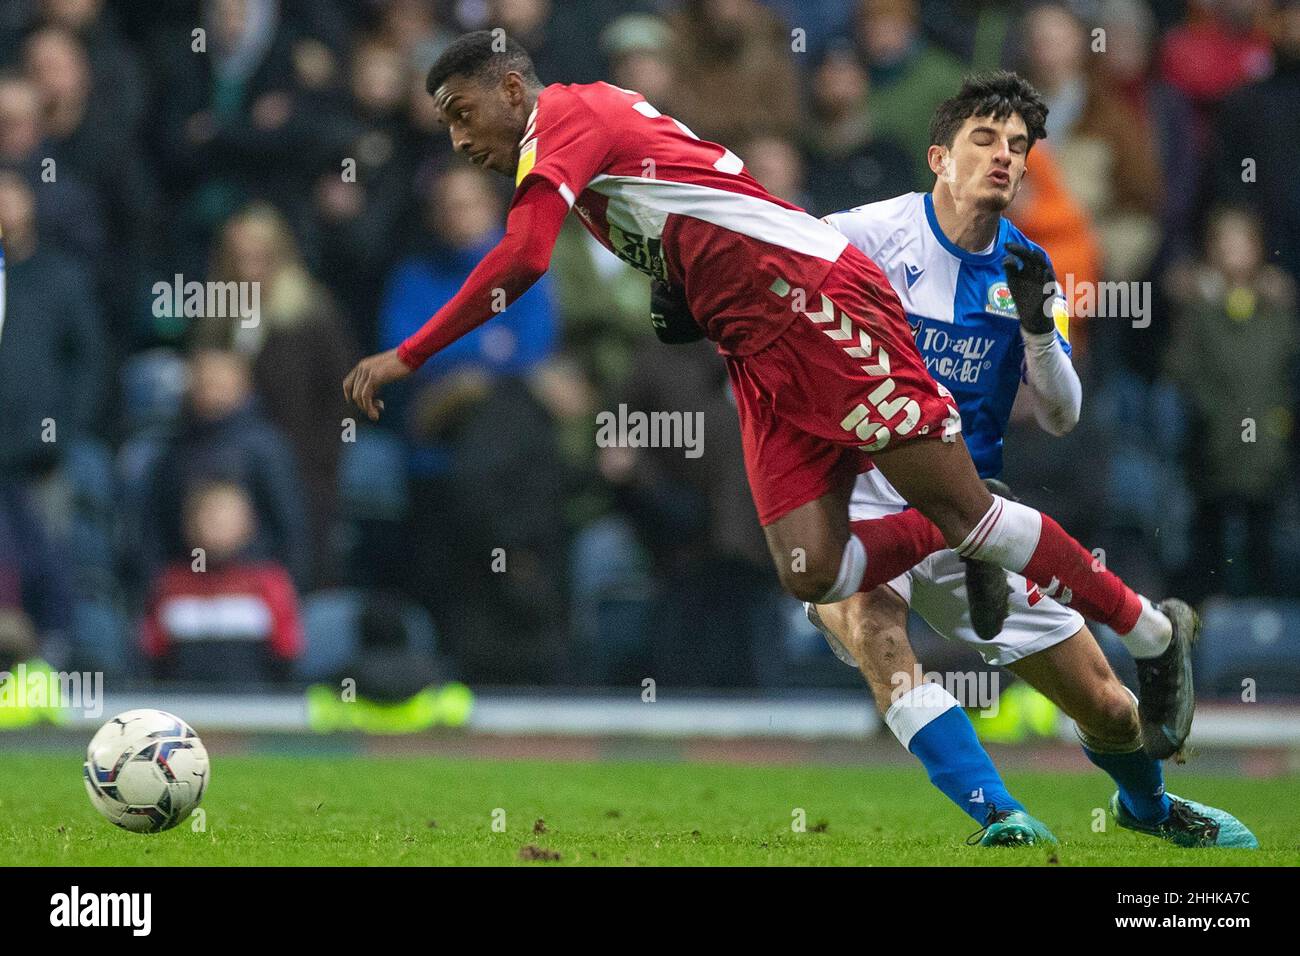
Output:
[0, 0, 1297, 691]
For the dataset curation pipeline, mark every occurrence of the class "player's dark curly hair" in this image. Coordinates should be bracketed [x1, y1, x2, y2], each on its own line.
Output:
[425, 30, 541, 96]
[928, 71, 1049, 151]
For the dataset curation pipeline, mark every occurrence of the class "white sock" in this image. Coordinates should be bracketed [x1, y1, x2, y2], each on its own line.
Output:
[953, 495, 1041, 572]
[1119, 596, 1172, 658]
[884, 683, 960, 750]
[815, 534, 866, 603]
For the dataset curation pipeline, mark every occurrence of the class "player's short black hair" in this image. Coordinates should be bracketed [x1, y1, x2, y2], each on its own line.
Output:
[425, 30, 541, 97]
[929, 71, 1049, 151]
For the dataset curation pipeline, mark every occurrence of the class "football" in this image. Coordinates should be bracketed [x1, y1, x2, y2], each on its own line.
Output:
[82, 710, 210, 833]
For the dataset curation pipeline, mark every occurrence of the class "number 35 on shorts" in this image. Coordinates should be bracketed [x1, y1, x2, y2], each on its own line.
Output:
[766, 277, 961, 454]
[841, 383, 961, 452]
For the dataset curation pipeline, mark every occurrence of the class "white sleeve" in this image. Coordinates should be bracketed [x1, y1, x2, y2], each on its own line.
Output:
[822, 211, 881, 259]
[1021, 329, 1081, 436]
[821, 194, 914, 261]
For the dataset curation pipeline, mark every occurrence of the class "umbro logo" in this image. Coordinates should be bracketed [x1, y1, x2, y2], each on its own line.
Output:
[970, 787, 985, 803]
[904, 263, 925, 289]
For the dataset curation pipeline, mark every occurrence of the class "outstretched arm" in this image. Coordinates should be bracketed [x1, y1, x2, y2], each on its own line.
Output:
[343, 179, 570, 420]
[1003, 241, 1081, 436]
[1022, 329, 1081, 436]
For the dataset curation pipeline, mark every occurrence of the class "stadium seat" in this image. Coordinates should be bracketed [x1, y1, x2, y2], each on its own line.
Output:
[1274, 505, 1300, 587]
[1091, 371, 1195, 567]
[119, 348, 188, 432]
[297, 588, 437, 682]
[115, 431, 169, 494]
[1195, 598, 1300, 698]
[337, 428, 410, 522]
[71, 594, 130, 677]
[587, 588, 656, 684]
[570, 515, 646, 597]
[1102, 444, 1194, 571]
[61, 438, 118, 576]
[1106, 446, 1165, 532]
[63, 438, 116, 515]
[65, 518, 115, 579]
[1091, 370, 1148, 441]
[1147, 380, 1190, 456]
[113, 432, 170, 579]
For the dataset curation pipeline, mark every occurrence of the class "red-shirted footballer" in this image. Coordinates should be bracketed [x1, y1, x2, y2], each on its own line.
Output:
[342, 32, 1195, 760]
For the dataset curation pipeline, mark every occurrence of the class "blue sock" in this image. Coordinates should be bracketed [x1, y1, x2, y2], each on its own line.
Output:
[907, 707, 1024, 823]
[1082, 745, 1171, 823]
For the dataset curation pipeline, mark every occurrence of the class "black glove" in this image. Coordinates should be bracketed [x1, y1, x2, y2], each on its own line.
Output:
[1002, 241, 1057, 335]
[649, 279, 704, 344]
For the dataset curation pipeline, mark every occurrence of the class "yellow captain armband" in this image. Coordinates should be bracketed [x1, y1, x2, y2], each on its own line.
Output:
[1051, 295, 1070, 344]
[515, 138, 537, 186]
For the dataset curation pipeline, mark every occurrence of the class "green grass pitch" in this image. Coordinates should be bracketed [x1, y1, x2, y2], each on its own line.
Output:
[2, 752, 1296, 866]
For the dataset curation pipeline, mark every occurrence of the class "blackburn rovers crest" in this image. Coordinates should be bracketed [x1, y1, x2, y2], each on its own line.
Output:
[987, 282, 1018, 318]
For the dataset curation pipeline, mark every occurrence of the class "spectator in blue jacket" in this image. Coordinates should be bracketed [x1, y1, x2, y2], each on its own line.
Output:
[378, 163, 556, 475]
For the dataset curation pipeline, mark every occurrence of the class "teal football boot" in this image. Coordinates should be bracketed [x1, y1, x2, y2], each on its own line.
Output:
[1110, 791, 1259, 848]
[968, 806, 1059, 847]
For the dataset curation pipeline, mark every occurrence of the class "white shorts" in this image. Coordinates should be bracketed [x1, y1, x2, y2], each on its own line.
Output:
[848, 468, 1083, 666]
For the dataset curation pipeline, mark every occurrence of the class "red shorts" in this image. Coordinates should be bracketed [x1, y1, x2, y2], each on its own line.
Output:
[726, 244, 960, 526]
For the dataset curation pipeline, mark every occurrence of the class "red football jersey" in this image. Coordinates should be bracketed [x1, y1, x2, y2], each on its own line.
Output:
[142, 562, 304, 661]
[514, 82, 850, 356]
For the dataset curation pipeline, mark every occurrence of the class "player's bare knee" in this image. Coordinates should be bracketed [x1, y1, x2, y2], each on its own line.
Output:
[763, 507, 851, 603]
[1083, 680, 1141, 746]
[778, 560, 840, 603]
[1103, 682, 1141, 738]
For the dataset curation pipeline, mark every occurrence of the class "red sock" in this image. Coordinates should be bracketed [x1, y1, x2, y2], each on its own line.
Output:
[1021, 513, 1143, 634]
[852, 508, 948, 592]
